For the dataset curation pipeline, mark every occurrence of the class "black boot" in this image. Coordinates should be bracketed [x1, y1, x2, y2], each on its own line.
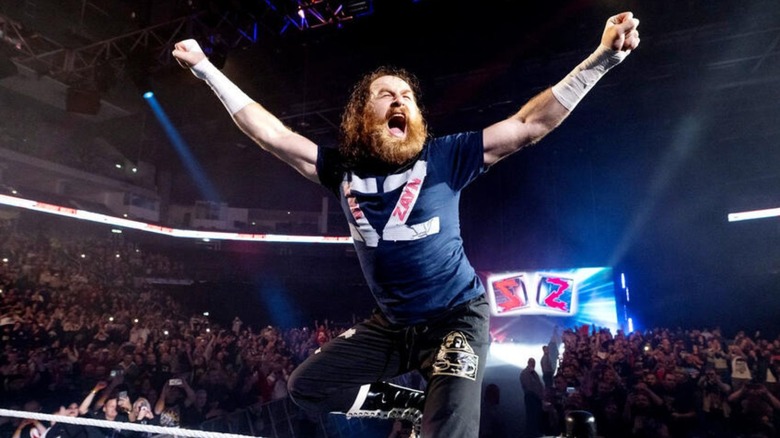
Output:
[343, 382, 425, 436]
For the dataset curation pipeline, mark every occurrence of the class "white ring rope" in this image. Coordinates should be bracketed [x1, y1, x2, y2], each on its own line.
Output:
[0, 408, 263, 438]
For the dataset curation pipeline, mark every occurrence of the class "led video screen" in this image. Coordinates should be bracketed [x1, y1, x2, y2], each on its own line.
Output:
[483, 267, 620, 343]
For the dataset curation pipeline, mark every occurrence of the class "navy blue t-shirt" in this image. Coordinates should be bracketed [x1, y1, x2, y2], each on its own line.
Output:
[317, 132, 487, 324]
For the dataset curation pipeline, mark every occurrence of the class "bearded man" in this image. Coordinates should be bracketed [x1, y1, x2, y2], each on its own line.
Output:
[172, 11, 639, 438]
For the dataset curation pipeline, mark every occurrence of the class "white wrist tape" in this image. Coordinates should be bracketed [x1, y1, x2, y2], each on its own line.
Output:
[191, 57, 253, 115]
[551, 45, 628, 111]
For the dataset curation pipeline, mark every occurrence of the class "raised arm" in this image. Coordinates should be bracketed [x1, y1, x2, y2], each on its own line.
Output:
[180, 378, 197, 408]
[172, 40, 319, 182]
[79, 381, 107, 414]
[482, 12, 640, 166]
[154, 382, 169, 415]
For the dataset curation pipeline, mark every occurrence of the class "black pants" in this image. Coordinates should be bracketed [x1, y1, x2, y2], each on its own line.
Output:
[288, 294, 490, 438]
[524, 392, 543, 437]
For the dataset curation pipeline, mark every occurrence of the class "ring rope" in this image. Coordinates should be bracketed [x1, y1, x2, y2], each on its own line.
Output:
[0, 408, 263, 438]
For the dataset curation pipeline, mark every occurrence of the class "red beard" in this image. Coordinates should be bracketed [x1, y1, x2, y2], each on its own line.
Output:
[362, 107, 427, 167]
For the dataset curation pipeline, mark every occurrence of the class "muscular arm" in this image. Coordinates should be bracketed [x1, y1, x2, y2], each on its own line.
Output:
[172, 40, 319, 182]
[233, 104, 319, 181]
[483, 12, 640, 166]
[482, 88, 568, 166]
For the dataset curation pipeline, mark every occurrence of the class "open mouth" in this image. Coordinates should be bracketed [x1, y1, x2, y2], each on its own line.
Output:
[387, 113, 407, 138]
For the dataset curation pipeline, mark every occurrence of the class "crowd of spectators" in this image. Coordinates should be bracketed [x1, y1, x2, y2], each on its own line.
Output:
[3, 215, 780, 437]
[517, 325, 780, 438]
[0, 217, 346, 437]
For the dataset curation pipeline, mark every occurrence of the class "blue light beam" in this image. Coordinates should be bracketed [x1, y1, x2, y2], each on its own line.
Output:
[145, 94, 220, 202]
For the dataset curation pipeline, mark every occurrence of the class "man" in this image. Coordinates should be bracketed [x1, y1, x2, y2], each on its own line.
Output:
[658, 371, 697, 438]
[79, 394, 130, 438]
[172, 11, 639, 438]
[698, 366, 732, 437]
[153, 378, 194, 427]
[520, 358, 545, 437]
[541, 342, 556, 389]
[44, 403, 87, 438]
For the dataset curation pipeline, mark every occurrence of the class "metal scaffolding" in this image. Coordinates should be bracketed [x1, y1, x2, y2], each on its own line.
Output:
[0, 0, 374, 90]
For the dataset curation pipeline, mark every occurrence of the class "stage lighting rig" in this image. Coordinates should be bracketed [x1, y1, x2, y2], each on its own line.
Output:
[281, 0, 374, 32]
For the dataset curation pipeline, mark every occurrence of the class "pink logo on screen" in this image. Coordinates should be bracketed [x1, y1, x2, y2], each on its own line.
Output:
[537, 276, 574, 314]
[487, 272, 580, 317]
[491, 276, 529, 314]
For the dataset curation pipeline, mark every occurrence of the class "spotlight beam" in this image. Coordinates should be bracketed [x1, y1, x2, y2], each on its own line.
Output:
[144, 93, 220, 202]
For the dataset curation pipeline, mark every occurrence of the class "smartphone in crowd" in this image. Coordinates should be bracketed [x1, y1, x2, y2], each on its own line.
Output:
[169, 378, 183, 386]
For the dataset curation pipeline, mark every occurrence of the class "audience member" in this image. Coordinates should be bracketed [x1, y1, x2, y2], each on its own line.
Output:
[520, 357, 545, 437]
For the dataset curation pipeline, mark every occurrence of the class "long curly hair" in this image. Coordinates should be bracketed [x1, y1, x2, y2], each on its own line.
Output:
[339, 66, 426, 169]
